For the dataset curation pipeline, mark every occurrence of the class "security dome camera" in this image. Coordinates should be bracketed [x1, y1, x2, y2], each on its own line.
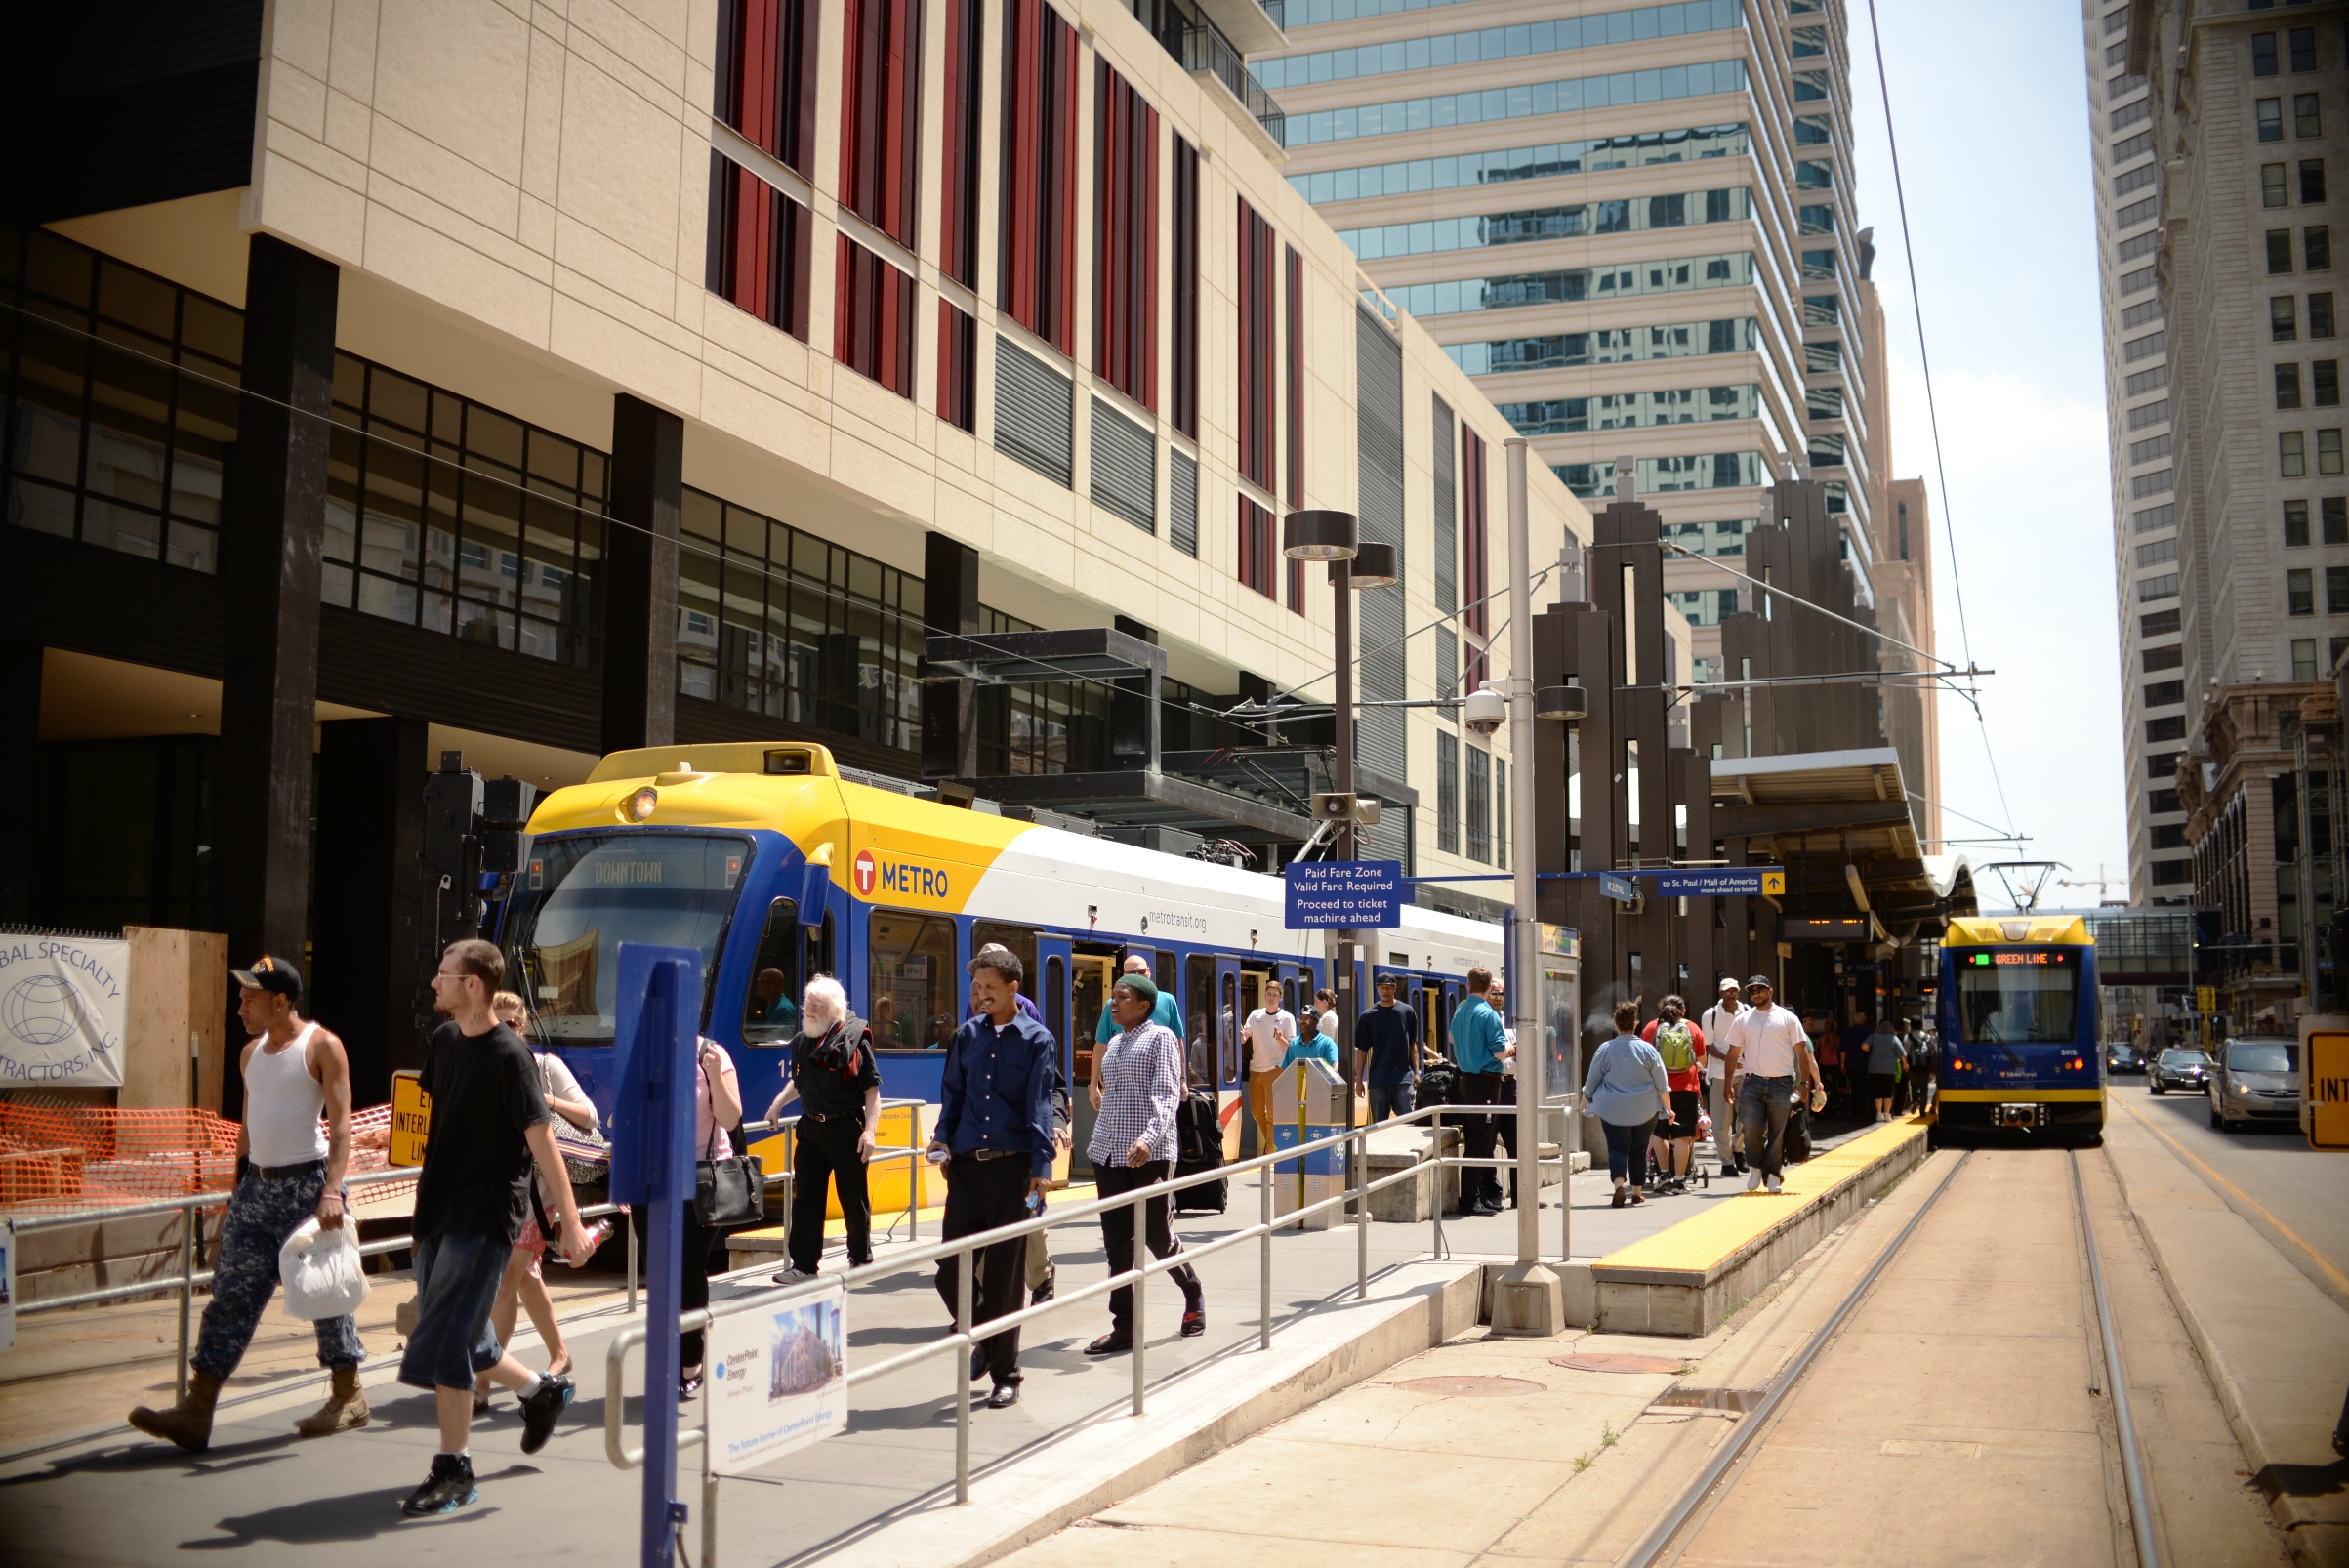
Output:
[1463, 684, 1505, 737]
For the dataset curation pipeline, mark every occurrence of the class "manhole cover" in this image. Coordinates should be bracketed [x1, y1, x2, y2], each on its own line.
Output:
[1549, 1352, 1687, 1375]
[1393, 1375, 1546, 1397]
[1650, 1385, 1767, 1414]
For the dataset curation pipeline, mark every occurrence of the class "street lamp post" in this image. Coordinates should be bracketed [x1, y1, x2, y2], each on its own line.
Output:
[1491, 438, 1565, 1336]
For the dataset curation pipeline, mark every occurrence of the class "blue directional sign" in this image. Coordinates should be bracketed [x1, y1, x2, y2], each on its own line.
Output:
[1650, 867, 1787, 898]
[1284, 859, 1405, 928]
[1599, 872, 1637, 905]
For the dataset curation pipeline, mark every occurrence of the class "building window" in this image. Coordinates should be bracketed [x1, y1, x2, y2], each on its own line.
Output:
[2271, 230, 2297, 274]
[938, 301, 977, 431]
[2152, 823, 2189, 850]
[1462, 426, 1490, 636]
[2289, 565, 2314, 613]
[2140, 572, 2180, 601]
[2135, 502, 2175, 532]
[2265, 164, 2290, 208]
[706, 152, 812, 338]
[834, 236, 917, 397]
[939, 0, 984, 286]
[999, 0, 1078, 355]
[717, 0, 819, 176]
[1496, 758, 1507, 870]
[2306, 161, 2329, 204]
[2316, 293, 2339, 337]
[2298, 93, 2323, 138]
[2295, 639, 2321, 681]
[2323, 429, 2345, 475]
[1464, 745, 1491, 863]
[1283, 55, 1752, 149]
[2315, 227, 2336, 270]
[2287, 499, 2312, 545]
[2259, 98, 2285, 142]
[2144, 644, 2183, 672]
[1286, 245, 1304, 509]
[2253, 32, 2280, 76]
[1236, 198, 1276, 492]
[2287, 26, 2315, 72]
[2137, 536, 2177, 567]
[1238, 496, 1276, 598]
[2324, 362, 2345, 408]
[2280, 363, 2305, 408]
[1433, 397, 1457, 610]
[839, 0, 924, 248]
[1437, 730, 1459, 854]
[2328, 496, 2349, 544]
[2143, 608, 2181, 636]
[2147, 715, 2186, 742]
[1092, 62, 1159, 412]
[2334, 636, 2349, 670]
[2277, 297, 2301, 341]
[1170, 135, 1200, 440]
[2151, 788, 2181, 813]
[2327, 565, 2349, 614]
[2144, 680, 2184, 707]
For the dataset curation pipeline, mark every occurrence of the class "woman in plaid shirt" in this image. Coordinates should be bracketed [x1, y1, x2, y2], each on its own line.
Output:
[1084, 973, 1207, 1357]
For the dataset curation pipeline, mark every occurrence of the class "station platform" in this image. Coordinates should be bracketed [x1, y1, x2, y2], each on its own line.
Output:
[1573, 1116, 1931, 1336]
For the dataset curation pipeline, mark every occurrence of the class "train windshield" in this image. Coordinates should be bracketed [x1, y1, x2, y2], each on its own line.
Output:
[502, 833, 754, 1043]
[1953, 950, 2080, 1045]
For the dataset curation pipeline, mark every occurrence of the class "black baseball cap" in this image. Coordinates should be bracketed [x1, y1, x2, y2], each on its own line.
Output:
[231, 954, 303, 1000]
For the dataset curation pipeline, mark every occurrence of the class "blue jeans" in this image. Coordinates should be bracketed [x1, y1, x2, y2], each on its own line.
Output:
[1601, 1117, 1655, 1187]
[1738, 1075, 1795, 1180]
[400, 1231, 513, 1391]
[1369, 1081, 1417, 1121]
[193, 1166, 365, 1379]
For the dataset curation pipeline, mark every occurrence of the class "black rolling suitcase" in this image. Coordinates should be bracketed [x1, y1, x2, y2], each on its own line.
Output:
[1173, 1088, 1227, 1214]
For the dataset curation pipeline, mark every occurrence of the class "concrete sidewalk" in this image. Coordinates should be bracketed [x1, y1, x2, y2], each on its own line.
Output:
[2103, 1098, 2349, 1566]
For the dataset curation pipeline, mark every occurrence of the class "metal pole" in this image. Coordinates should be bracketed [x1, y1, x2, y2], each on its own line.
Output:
[1507, 438, 1544, 1267]
[954, 1248, 972, 1504]
[1258, 1162, 1273, 1350]
[1353, 1127, 1367, 1300]
[176, 1203, 195, 1400]
[628, 1215, 639, 1315]
[701, 1405, 719, 1568]
[1131, 1191, 1147, 1417]
[1332, 554, 1359, 1135]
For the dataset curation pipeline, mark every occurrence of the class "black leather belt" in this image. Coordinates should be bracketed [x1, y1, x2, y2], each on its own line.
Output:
[968, 1148, 1019, 1162]
[255, 1159, 325, 1181]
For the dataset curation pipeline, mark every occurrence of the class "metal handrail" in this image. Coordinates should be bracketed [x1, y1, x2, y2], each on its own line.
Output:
[602, 1098, 1575, 1565]
[1180, 24, 1287, 144]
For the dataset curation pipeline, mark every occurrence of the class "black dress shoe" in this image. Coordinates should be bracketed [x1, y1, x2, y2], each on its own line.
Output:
[1031, 1265, 1056, 1306]
[985, 1382, 1020, 1409]
[1084, 1332, 1133, 1357]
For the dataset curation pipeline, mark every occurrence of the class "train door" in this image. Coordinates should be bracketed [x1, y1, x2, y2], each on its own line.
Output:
[1069, 949, 1117, 1176]
[1216, 955, 1245, 1157]
[1037, 935, 1076, 1183]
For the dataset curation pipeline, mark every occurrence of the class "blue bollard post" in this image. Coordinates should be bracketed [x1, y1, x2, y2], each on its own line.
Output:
[611, 944, 699, 1568]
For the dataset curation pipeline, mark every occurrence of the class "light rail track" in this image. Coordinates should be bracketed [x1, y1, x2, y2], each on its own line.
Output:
[1615, 1147, 2161, 1568]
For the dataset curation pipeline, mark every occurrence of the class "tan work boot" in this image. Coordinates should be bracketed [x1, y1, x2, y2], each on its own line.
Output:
[294, 1365, 370, 1438]
[128, 1368, 224, 1453]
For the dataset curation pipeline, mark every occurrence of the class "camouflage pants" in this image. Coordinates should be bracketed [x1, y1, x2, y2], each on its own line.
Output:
[192, 1166, 366, 1378]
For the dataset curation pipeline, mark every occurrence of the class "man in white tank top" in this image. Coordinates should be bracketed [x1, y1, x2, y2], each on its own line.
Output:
[128, 955, 369, 1451]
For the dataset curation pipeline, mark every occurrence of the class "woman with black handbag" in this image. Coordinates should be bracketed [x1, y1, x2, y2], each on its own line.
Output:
[628, 1034, 743, 1397]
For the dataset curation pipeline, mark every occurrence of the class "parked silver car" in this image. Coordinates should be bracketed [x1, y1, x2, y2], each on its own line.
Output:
[2149, 1048, 2211, 1094]
[2207, 1037, 2300, 1130]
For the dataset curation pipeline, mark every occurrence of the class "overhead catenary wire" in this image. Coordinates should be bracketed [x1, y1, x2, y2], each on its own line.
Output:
[1862, 0, 2020, 845]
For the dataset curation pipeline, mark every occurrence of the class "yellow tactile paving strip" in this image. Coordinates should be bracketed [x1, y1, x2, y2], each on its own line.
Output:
[1592, 1117, 1928, 1280]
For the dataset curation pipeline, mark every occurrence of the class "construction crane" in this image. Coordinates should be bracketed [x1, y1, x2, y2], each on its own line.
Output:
[2056, 864, 2125, 903]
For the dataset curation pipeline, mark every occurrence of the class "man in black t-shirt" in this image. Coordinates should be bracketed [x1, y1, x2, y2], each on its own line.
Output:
[764, 974, 883, 1282]
[397, 939, 590, 1518]
[1355, 975, 1424, 1122]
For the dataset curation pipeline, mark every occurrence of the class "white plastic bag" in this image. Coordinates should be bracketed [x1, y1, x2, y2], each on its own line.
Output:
[279, 1216, 371, 1321]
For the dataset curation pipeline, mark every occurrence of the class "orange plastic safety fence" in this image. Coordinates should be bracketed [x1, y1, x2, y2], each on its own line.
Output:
[0, 1101, 421, 1216]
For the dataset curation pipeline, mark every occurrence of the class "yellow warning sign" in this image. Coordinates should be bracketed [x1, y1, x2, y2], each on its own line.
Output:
[2196, 986, 2216, 1013]
[2305, 1030, 2349, 1151]
[390, 1070, 432, 1167]
[1761, 870, 1786, 897]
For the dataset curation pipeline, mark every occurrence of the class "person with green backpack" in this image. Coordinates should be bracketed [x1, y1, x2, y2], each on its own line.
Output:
[1639, 995, 1708, 1196]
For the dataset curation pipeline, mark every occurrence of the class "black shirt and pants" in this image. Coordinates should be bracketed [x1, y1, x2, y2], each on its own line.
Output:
[787, 1018, 883, 1273]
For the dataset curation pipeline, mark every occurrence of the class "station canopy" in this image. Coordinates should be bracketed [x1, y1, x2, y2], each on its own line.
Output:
[1711, 747, 1975, 938]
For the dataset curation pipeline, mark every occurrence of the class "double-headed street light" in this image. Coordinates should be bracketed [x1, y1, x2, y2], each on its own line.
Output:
[1283, 509, 1393, 1105]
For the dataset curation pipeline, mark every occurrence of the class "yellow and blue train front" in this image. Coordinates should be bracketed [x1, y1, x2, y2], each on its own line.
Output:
[1933, 916, 2106, 1135]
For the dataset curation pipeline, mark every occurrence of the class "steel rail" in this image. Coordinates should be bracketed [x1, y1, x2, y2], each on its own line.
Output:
[2073, 1149, 2162, 1568]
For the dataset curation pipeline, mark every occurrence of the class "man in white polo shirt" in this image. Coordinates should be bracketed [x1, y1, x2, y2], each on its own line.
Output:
[1722, 974, 1820, 1195]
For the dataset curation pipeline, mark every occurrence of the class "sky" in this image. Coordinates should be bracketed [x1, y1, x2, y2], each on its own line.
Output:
[1841, 1, 2131, 912]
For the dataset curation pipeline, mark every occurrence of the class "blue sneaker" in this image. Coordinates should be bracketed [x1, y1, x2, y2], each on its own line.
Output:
[401, 1454, 477, 1516]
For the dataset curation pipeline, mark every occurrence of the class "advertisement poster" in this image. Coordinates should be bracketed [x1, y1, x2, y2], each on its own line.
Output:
[0, 936, 129, 1090]
[706, 1279, 847, 1475]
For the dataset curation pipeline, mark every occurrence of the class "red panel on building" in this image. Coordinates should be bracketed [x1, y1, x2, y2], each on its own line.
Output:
[840, 0, 924, 247]
[1000, 0, 1077, 354]
[836, 234, 916, 397]
[1093, 62, 1159, 411]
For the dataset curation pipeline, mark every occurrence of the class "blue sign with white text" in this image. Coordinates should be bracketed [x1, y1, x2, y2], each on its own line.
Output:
[1650, 867, 1786, 898]
[1600, 873, 1637, 905]
[1284, 860, 1405, 929]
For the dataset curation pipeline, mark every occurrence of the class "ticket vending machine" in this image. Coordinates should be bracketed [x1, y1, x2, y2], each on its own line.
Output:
[1270, 1057, 1348, 1229]
[1537, 926, 1584, 1160]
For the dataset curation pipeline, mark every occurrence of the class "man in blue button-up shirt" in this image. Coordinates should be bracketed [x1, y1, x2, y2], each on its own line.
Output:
[1449, 968, 1511, 1217]
[928, 947, 1057, 1406]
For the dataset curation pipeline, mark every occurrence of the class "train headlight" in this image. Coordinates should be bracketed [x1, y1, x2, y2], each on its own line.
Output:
[624, 786, 658, 822]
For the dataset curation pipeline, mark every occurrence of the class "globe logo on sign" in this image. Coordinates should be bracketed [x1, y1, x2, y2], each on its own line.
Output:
[4, 974, 89, 1049]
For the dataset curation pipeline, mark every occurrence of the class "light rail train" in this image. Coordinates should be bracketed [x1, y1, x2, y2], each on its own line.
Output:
[500, 741, 1503, 1169]
[1930, 914, 2105, 1143]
